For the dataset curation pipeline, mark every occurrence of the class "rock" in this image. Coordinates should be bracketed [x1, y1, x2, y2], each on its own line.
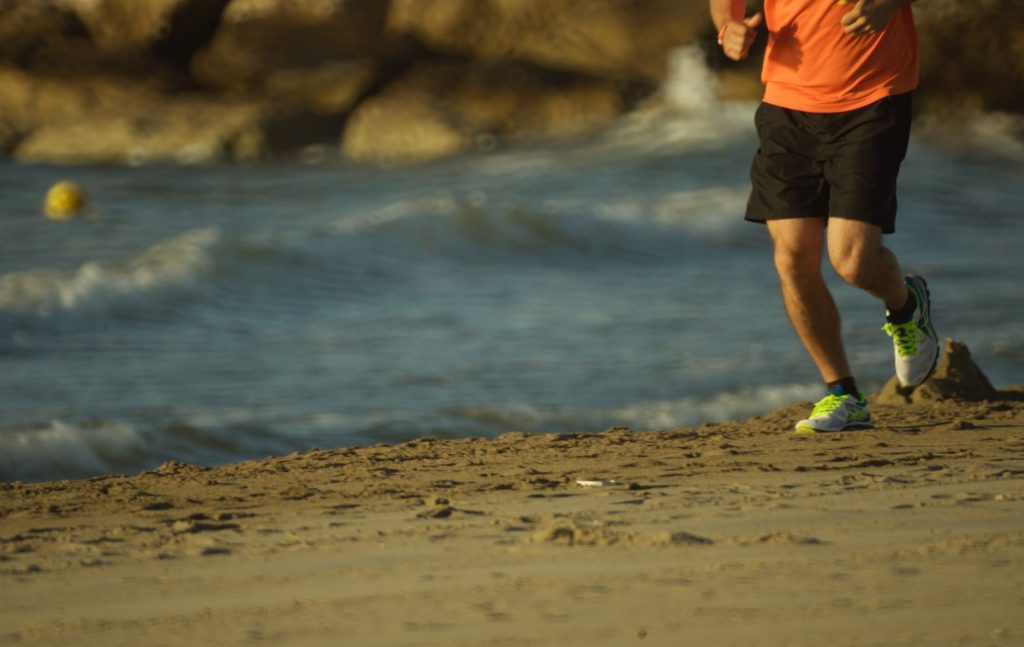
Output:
[341, 61, 625, 164]
[56, 0, 183, 51]
[54, 0, 224, 58]
[14, 98, 266, 165]
[259, 60, 377, 115]
[191, 0, 398, 104]
[386, 0, 708, 82]
[150, 0, 233, 68]
[2, 64, 345, 163]
[0, 2, 84, 62]
[0, 66, 159, 135]
[0, 0, 228, 77]
[875, 339, 999, 405]
[1, 63, 269, 164]
[341, 85, 468, 165]
[0, 3, 134, 78]
[914, 0, 1024, 115]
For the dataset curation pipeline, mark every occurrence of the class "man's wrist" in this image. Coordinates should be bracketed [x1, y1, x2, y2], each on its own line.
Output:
[717, 20, 733, 45]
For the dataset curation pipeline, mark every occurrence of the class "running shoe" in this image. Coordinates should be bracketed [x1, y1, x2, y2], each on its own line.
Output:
[882, 274, 939, 388]
[794, 392, 873, 434]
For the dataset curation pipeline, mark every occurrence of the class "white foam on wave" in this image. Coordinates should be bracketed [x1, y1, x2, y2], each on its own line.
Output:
[0, 419, 147, 483]
[610, 383, 820, 430]
[445, 383, 820, 435]
[466, 46, 756, 177]
[662, 46, 722, 113]
[592, 187, 749, 233]
[589, 46, 757, 156]
[0, 227, 221, 318]
[307, 184, 753, 260]
[322, 194, 458, 236]
[531, 186, 749, 243]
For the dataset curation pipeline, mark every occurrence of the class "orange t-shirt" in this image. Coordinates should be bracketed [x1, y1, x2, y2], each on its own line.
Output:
[761, 0, 918, 113]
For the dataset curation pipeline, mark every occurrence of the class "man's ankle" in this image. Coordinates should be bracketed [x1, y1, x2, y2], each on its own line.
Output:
[886, 287, 916, 324]
[826, 377, 859, 397]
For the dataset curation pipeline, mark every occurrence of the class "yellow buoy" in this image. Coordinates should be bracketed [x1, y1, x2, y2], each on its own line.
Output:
[44, 181, 86, 221]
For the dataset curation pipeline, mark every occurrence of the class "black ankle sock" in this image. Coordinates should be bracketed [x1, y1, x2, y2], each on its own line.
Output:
[886, 289, 917, 324]
[827, 377, 859, 397]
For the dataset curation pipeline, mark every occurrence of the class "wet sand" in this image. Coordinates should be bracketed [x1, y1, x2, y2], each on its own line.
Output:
[2, 342, 1023, 646]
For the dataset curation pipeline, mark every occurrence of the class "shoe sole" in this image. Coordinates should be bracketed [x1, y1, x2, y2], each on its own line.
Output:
[794, 419, 875, 434]
[900, 274, 940, 388]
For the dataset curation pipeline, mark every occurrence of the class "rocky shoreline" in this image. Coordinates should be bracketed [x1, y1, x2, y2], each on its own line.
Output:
[1, 0, 1020, 166]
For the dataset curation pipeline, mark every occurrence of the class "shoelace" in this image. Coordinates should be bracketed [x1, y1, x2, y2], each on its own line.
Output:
[882, 321, 920, 356]
[810, 394, 845, 416]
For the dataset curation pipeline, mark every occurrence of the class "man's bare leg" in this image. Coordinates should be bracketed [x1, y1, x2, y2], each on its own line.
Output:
[826, 217, 908, 310]
[766, 218, 851, 383]
[827, 216, 939, 387]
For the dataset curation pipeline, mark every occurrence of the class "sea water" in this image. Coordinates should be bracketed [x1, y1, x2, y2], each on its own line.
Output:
[2, 51, 1023, 482]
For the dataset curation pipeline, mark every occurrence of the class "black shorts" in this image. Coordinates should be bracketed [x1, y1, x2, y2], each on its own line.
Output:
[745, 92, 913, 234]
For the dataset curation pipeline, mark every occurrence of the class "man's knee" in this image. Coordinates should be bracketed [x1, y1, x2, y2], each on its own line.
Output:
[829, 245, 874, 287]
[773, 244, 820, 280]
[827, 218, 884, 287]
[767, 219, 825, 280]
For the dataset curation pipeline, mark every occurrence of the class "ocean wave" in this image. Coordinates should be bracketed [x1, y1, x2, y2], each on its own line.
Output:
[582, 47, 757, 157]
[0, 415, 292, 483]
[315, 185, 753, 262]
[0, 178, 752, 330]
[588, 187, 751, 240]
[0, 382, 818, 483]
[0, 228, 222, 319]
[1, 178, 755, 326]
[434, 383, 821, 437]
[609, 384, 821, 429]
[0, 419, 149, 483]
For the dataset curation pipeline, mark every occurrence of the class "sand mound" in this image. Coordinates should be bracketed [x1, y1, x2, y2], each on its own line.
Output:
[875, 339, 998, 405]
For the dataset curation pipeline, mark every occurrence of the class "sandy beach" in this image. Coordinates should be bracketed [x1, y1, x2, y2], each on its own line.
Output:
[3, 342, 1023, 646]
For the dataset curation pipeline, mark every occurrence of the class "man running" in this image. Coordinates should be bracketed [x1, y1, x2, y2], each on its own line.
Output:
[709, 0, 938, 432]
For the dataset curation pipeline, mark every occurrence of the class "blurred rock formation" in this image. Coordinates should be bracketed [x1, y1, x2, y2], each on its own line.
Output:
[0, 0, 1020, 165]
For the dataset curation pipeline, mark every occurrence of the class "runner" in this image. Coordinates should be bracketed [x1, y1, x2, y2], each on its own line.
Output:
[709, 0, 939, 432]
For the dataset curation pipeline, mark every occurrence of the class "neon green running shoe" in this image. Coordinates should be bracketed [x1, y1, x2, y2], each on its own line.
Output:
[882, 274, 939, 388]
[795, 392, 874, 434]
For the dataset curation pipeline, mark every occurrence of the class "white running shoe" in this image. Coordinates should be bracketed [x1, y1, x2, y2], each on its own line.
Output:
[882, 274, 939, 388]
[795, 392, 874, 434]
